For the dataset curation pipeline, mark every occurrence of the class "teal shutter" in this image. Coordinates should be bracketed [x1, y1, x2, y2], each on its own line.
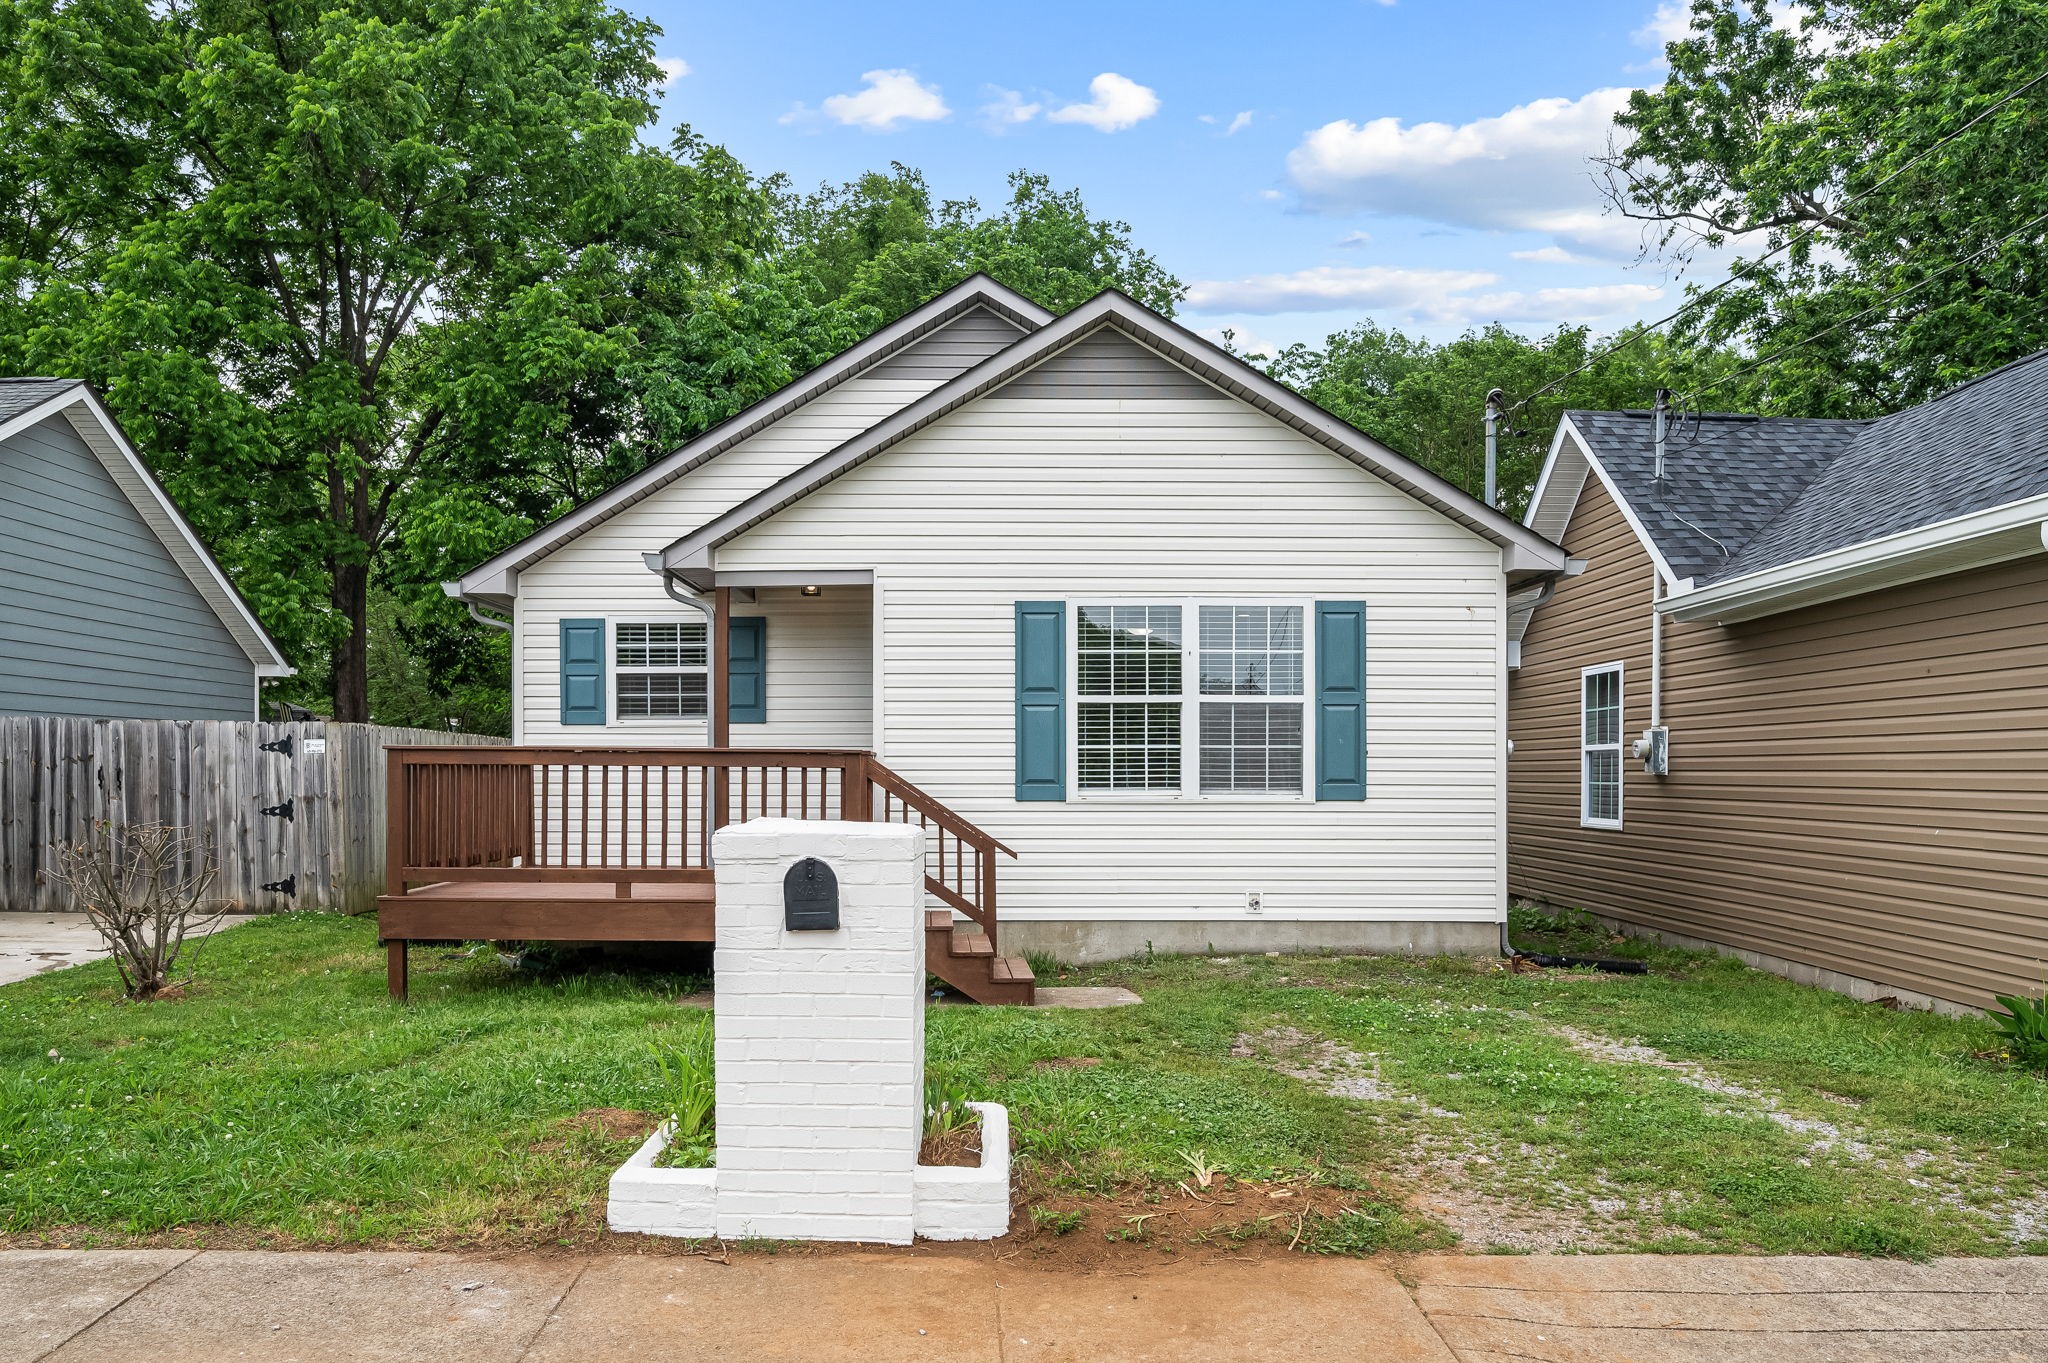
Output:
[1314, 601, 1366, 801]
[727, 616, 767, 725]
[560, 618, 606, 726]
[1015, 601, 1066, 801]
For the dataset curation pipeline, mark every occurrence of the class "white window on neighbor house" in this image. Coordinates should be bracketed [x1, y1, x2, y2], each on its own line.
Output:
[614, 619, 708, 719]
[1580, 662, 1623, 828]
[1074, 602, 1308, 797]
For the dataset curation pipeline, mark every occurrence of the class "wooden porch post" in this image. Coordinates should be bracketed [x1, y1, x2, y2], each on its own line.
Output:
[384, 747, 408, 1002]
[711, 586, 731, 833]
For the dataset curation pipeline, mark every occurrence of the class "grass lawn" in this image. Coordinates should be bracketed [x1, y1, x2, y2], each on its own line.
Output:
[4, 909, 2047, 1258]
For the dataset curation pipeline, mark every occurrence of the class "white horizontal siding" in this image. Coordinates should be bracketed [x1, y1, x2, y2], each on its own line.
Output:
[717, 381, 1507, 924]
[514, 365, 944, 745]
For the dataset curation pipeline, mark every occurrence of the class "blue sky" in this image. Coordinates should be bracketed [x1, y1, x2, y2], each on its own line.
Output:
[638, 0, 1709, 354]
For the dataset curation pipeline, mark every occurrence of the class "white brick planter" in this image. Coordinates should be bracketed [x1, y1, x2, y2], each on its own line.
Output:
[601, 821, 1011, 1244]
[607, 1102, 1012, 1241]
[913, 1101, 1012, 1241]
[605, 1123, 715, 1238]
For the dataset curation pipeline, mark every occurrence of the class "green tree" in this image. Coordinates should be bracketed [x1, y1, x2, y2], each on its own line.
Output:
[780, 166, 1184, 320]
[1267, 323, 1753, 516]
[1603, 0, 2048, 414]
[0, 0, 756, 720]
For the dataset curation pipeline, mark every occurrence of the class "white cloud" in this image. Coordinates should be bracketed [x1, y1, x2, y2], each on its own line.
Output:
[1510, 245, 1583, 264]
[980, 87, 1042, 130]
[808, 69, 950, 131]
[1186, 265, 1501, 314]
[1634, 1, 1691, 51]
[654, 56, 690, 89]
[1214, 109, 1255, 135]
[1255, 188, 1287, 202]
[1184, 266, 1664, 329]
[1047, 73, 1160, 132]
[1285, 87, 1646, 257]
[1335, 230, 1374, 248]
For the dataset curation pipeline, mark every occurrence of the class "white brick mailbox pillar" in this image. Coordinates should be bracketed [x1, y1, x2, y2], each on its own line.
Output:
[710, 817, 926, 1245]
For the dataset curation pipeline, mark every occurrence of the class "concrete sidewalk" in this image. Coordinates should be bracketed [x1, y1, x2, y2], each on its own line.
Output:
[5, 1249, 2046, 1363]
[0, 914, 255, 987]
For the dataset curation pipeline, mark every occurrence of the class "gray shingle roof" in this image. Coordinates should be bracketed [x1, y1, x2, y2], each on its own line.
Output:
[0, 376, 85, 424]
[1567, 350, 2048, 584]
[1562, 408, 1868, 582]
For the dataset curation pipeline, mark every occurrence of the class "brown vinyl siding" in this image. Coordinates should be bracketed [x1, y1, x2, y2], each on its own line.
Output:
[1508, 474, 2048, 1009]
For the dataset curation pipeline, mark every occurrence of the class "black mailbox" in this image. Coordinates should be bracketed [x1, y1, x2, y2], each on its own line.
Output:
[783, 857, 840, 931]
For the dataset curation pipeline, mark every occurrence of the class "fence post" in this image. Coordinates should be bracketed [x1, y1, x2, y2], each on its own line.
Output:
[842, 754, 872, 822]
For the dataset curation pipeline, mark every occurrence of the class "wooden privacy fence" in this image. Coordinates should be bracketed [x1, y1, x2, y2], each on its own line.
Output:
[0, 717, 504, 915]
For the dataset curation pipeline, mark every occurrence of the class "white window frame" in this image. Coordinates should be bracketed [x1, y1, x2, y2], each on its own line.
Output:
[1067, 597, 1315, 802]
[1579, 661, 1624, 829]
[608, 614, 710, 725]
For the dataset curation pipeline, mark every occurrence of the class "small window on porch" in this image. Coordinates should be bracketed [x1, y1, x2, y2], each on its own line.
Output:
[615, 620, 708, 719]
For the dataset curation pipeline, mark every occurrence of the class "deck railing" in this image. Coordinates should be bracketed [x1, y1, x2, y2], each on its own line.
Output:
[384, 746, 1015, 945]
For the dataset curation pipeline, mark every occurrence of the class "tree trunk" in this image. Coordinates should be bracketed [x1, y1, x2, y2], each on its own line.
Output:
[331, 558, 371, 722]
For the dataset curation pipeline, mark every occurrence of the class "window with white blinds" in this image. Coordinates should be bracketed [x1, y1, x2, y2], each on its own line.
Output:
[614, 620, 709, 719]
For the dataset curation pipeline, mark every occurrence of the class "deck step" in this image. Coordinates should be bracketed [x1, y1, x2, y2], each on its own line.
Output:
[950, 926, 995, 957]
[925, 909, 953, 932]
[990, 955, 1035, 985]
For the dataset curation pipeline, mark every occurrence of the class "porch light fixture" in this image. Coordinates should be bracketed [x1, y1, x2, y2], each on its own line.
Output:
[800, 584, 822, 597]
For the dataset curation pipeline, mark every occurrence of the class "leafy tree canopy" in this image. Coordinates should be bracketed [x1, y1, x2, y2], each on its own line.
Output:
[1604, 0, 2048, 415]
[1264, 323, 1755, 517]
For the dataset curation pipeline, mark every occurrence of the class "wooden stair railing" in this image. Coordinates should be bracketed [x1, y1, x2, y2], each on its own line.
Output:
[381, 746, 1031, 1003]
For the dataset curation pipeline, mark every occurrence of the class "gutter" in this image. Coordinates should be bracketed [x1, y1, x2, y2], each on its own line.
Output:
[1662, 493, 2048, 624]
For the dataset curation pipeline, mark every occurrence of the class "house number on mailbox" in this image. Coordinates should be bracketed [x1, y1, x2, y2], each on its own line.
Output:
[783, 857, 840, 931]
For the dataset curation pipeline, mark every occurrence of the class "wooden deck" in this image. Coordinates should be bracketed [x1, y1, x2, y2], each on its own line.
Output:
[375, 746, 1031, 1004]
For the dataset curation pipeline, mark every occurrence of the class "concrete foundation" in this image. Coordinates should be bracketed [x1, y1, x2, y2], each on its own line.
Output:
[999, 917, 1500, 965]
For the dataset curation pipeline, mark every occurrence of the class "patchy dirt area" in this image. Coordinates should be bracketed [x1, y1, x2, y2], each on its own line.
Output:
[1547, 1023, 2048, 1247]
[1231, 1027, 1455, 1115]
[1231, 1025, 1629, 1251]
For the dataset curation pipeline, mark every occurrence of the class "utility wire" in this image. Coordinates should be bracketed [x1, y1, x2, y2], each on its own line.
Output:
[1500, 61, 2048, 418]
[1670, 208, 2048, 407]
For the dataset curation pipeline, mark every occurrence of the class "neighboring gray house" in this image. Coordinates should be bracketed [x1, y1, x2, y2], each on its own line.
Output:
[0, 378, 291, 719]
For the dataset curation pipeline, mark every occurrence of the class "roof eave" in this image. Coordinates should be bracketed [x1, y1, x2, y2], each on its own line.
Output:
[450, 275, 1055, 601]
[1660, 492, 2048, 624]
[665, 290, 1568, 575]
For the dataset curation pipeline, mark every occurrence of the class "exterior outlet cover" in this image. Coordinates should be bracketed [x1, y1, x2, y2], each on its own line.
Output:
[1247, 892, 1262, 912]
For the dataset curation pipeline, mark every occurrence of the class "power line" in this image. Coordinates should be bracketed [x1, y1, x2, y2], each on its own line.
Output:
[1670, 208, 2048, 407]
[1500, 60, 2048, 418]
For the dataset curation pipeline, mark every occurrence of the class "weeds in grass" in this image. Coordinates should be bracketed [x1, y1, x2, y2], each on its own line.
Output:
[1031, 1206, 1085, 1235]
[1179, 1148, 1221, 1189]
[1988, 989, 2048, 1070]
[1303, 1203, 1454, 1255]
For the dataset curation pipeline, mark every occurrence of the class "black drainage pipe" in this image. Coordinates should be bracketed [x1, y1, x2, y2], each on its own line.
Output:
[1499, 920, 1649, 975]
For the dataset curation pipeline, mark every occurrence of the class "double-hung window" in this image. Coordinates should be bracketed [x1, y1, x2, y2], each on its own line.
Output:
[614, 620, 708, 719]
[1580, 662, 1623, 828]
[1074, 602, 1308, 797]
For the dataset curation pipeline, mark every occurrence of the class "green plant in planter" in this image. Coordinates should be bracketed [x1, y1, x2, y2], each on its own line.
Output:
[924, 1066, 976, 1139]
[652, 1014, 715, 1166]
[1988, 990, 2048, 1069]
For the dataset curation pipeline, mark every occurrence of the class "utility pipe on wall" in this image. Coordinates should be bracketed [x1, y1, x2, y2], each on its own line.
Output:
[1483, 388, 1505, 508]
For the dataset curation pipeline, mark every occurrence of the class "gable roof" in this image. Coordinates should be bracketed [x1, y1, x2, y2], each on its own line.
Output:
[0, 379, 292, 676]
[1554, 409, 1869, 582]
[1715, 351, 2048, 579]
[660, 288, 1569, 585]
[453, 275, 1053, 602]
[1531, 349, 2048, 622]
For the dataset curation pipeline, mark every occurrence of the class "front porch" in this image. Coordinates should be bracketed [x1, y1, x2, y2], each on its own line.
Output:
[376, 746, 1031, 1004]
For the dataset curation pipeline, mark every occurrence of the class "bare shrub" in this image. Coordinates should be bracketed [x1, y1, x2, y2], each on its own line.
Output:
[52, 822, 226, 999]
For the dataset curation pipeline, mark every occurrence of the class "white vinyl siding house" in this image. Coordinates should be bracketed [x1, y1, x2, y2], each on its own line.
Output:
[454, 278, 1566, 961]
[711, 344, 1510, 931]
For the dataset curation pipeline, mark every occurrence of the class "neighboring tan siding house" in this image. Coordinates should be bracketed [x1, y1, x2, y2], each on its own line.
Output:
[0, 379, 290, 719]
[1510, 353, 2048, 1011]
[451, 277, 1568, 961]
